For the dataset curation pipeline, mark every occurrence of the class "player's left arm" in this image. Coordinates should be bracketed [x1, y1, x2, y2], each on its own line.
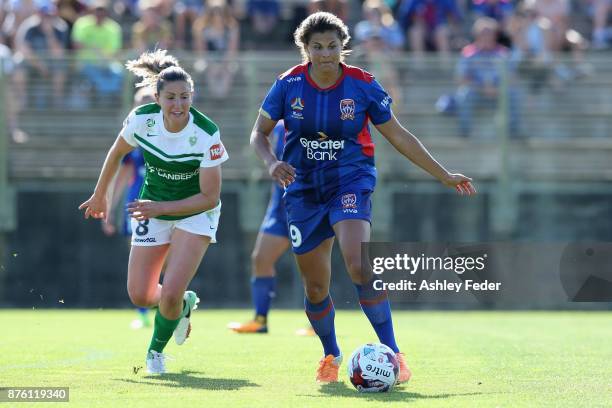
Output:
[127, 166, 221, 220]
[375, 113, 476, 195]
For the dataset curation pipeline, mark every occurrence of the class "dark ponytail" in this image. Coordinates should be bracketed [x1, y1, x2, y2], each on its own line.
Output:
[125, 49, 194, 93]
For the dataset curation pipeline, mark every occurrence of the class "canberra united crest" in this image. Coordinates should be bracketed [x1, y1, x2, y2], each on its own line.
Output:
[340, 99, 355, 120]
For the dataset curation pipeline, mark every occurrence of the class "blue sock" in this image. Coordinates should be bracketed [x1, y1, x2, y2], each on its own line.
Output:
[305, 295, 340, 357]
[355, 281, 400, 353]
[137, 307, 148, 314]
[251, 277, 276, 319]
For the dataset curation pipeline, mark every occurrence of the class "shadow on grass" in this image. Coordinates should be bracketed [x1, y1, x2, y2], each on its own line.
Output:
[115, 369, 260, 391]
[306, 382, 486, 402]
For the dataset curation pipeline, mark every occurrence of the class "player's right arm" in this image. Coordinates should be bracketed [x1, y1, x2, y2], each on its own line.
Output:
[250, 113, 295, 187]
[79, 136, 135, 221]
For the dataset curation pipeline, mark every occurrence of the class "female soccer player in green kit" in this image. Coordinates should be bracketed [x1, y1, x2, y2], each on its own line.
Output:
[79, 49, 228, 374]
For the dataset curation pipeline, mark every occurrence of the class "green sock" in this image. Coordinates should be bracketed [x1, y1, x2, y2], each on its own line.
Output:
[148, 309, 181, 353]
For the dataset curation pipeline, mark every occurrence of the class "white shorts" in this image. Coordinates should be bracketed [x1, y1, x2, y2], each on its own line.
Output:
[130, 202, 222, 246]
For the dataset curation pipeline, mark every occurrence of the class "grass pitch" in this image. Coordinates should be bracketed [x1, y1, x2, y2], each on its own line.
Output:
[1, 309, 611, 407]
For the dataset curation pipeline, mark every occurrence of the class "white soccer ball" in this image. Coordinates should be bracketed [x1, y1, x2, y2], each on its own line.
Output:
[347, 343, 399, 392]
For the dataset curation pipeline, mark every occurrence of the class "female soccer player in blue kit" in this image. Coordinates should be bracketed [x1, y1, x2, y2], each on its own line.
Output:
[250, 12, 476, 383]
[229, 123, 291, 334]
[229, 122, 314, 336]
[102, 87, 155, 330]
[228, 123, 289, 333]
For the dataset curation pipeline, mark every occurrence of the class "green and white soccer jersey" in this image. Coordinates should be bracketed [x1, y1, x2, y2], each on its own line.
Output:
[120, 103, 228, 220]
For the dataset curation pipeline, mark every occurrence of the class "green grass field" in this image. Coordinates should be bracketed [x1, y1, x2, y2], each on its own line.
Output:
[1, 309, 611, 407]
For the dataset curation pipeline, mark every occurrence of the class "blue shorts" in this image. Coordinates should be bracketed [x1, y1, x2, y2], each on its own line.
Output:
[285, 189, 373, 255]
[260, 192, 289, 238]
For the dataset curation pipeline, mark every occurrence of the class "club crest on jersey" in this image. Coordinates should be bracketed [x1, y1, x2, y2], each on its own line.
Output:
[291, 97, 304, 120]
[189, 134, 197, 146]
[341, 193, 358, 213]
[146, 118, 155, 127]
[340, 99, 355, 120]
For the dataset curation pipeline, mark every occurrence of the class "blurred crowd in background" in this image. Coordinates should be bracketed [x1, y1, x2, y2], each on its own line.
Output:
[0, 0, 610, 140]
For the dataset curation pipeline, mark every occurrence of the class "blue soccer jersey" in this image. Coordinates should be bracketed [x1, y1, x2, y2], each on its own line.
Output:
[260, 63, 393, 253]
[260, 62, 392, 203]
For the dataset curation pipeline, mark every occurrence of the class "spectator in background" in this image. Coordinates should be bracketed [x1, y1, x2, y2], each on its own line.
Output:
[533, 0, 569, 52]
[592, 0, 612, 49]
[193, 0, 239, 99]
[157, 0, 177, 19]
[384, 0, 402, 14]
[397, 0, 462, 57]
[132, 0, 173, 52]
[455, 17, 519, 138]
[56, 0, 87, 48]
[471, 0, 514, 46]
[508, 1, 553, 92]
[472, 0, 514, 25]
[355, 0, 404, 50]
[0, 33, 11, 74]
[113, 0, 139, 18]
[13, 0, 68, 109]
[1, 0, 37, 47]
[354, 0, 404, 107]
[308, 0, 348, 22]
[174, 0, 205, 49]
[71, 0, 123, 101]
[247, 0, 280, 38]
[0, 1, 6, 30]
[520, 0, 589, 85]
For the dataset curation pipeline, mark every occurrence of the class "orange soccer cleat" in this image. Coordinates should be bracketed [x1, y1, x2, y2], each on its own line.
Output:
[395, 352, 412, 383]
[316, 354, 342, 383]
[228, 319, 268, 334]
[295, 326, 316, 337]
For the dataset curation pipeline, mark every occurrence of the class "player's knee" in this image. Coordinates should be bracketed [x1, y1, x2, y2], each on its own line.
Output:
[128, 288, 155, 307]
[345, 257, 364, 283]
[251, 250, 274, 276]
[251, 249, 264, 268]
[304, 283, 329, 303]
[159, 290, 183, 308]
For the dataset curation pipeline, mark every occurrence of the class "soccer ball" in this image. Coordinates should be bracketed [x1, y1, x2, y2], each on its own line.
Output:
[347, 343, 399, 392]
